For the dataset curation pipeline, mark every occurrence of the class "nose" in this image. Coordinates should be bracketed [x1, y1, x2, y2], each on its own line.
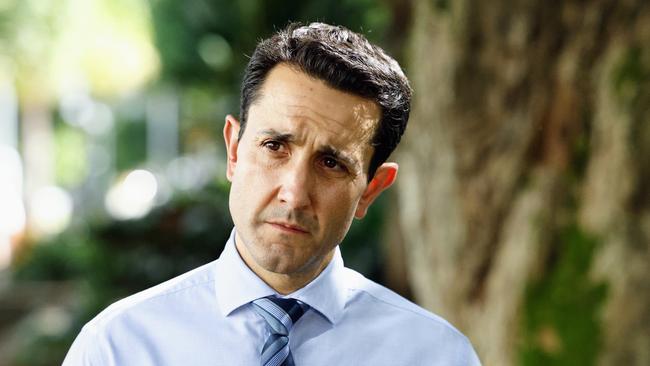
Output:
[277, 159, 312, 210]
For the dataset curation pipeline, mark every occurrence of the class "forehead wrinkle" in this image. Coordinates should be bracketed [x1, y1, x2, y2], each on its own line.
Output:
[281, 103, 377, 148]
[255, 92, 343, 136]
[258, 67, 379, 143]
[282, 103, 348, 133]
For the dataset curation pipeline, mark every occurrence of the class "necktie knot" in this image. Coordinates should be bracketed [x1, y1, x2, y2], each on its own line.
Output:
[252, 296, 309, 366]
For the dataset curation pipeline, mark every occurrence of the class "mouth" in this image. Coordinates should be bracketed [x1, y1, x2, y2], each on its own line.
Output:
[266, 221, 310, 234]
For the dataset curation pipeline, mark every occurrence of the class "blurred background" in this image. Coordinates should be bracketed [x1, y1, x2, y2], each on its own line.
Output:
[0, 0, 648, 365]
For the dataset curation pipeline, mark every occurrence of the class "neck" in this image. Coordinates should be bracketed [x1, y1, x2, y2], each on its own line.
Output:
[234, 235, 333, 295]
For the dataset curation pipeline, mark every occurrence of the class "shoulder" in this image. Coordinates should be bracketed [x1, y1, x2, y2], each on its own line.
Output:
[341, 267, 480, 365]
[63, 261, 218, 365]
[86, 262, 214, 328]
[342, 267, 457, 332]
[102, 262, 214, 320]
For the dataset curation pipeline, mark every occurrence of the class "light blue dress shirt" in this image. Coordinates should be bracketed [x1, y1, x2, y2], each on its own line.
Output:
[63, 229, 481, 365]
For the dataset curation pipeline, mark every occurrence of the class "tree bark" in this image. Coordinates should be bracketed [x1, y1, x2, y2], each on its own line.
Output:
[394, 0, 650, 364]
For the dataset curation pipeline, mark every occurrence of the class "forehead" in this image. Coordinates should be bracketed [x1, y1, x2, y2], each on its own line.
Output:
[247, 64, 381, 152]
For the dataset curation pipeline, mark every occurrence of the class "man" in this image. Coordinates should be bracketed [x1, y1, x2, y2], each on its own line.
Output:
[64, 22, 481, 365]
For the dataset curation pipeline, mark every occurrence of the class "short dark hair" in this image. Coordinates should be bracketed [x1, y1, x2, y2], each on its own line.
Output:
[239, 22, 412, 180]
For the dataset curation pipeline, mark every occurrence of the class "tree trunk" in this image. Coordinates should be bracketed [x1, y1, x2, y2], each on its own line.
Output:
[394, 0, 650, 365]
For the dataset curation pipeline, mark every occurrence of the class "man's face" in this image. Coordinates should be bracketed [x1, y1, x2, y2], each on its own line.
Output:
[224, 63, 395, 279]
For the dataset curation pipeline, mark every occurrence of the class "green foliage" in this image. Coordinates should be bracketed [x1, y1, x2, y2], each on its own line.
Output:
[520, 223, 608, 366]
[12, 334, 74, 366]
[431, 0, 450, 12]
[611, 47, 645, 106]
[611, 45, 650, 159]
[115, 117, 147, 172]
[148, 0, 392, 86]
[13, 231, 93, 281]
[54, 120, 88, 188]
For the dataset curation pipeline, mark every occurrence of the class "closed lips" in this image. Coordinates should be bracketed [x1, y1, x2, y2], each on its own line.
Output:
[268, 222, 309, 233]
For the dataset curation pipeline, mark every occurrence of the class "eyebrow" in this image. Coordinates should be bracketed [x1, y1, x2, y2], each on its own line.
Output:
[257, 129, 359, 169]
[258, 129, 295, 142]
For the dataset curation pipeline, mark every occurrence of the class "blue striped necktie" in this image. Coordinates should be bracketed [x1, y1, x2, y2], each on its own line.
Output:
[252, 296, 310, 366]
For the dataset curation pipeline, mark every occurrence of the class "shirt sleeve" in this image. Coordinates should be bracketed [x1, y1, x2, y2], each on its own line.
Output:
[62, 325, 105, 366]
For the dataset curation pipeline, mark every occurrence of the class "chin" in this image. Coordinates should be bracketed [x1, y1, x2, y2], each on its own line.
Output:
[256, 246, 316, 274]
[259, 256, 306, 275]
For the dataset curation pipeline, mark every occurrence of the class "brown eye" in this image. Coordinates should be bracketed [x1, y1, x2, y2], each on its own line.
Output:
[323, 157, 339, 169]
[263, 141, 281, 151]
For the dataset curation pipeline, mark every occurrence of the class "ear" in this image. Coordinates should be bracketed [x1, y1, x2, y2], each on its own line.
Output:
[223, 114, 241, 182]
[355, 162, 398, 219]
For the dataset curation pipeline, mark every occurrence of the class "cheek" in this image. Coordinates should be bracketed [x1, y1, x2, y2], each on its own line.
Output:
[235, 146, 274, 181]
[241, 145, 283, 177]
[320, 200, 358, 247]
[230, 150, 279, 210]
[318, 184, 362, 225]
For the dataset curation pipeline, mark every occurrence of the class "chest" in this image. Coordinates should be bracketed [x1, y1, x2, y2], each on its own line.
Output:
[103, 305, 441, 366]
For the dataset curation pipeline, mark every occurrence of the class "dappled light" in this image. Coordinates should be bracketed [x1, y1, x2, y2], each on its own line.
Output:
[105, 169, 158, 220]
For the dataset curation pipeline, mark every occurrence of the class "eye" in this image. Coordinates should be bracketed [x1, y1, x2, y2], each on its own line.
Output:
[323, 157, 339, 169]
[263, 140, 282, 151]
[319, 156, 350, 178]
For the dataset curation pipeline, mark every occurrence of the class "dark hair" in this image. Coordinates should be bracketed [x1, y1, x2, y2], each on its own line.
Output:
[239, 22, 412, 179]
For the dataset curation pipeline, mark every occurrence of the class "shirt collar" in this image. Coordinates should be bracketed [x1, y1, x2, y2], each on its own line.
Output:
[213, 228, 347, 325]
